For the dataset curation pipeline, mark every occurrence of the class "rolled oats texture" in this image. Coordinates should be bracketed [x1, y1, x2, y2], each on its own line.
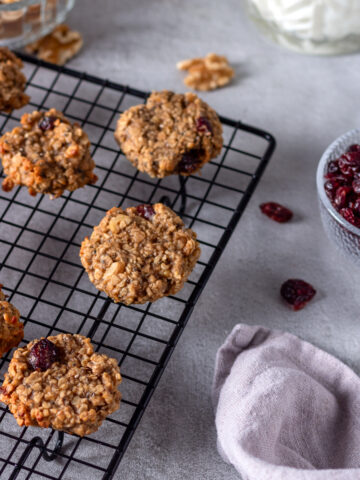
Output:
[0, 334, 122, 436]
[0, 108, 97, 198]
[80, 203, 201, 305]
[114, 90, 223, 178]
[0, 286, 23, 357]
[0, 47, 29, 112]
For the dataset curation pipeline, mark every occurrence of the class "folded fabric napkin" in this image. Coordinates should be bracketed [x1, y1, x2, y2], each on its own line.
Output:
[212, 324, 360, 480]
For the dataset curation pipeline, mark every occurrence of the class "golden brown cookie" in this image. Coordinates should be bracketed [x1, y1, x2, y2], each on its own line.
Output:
[114, 90, 223, 178]
[0, 108, 97, 198]
[0, 285, 23, 357]
[0, 47, 29, 113]
[80, 203, 201, 304]
[0, 334, 122, 436]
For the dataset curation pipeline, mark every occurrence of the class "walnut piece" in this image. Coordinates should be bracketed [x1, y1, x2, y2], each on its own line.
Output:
[177, 53, 235, 91]
[25, 24, 83, 66]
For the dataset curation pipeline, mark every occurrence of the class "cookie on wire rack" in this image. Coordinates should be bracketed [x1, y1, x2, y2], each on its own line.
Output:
[0, 285, 23, 358]
[114, 90, 223, 178]
[0, 47, 29, 113]
[0, 334, 122, 436]
[0, 108, 97, 198]
[80, 203, 201, 305]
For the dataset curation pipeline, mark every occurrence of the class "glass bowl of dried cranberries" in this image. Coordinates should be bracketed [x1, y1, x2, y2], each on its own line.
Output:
[317, 128, 360, 264]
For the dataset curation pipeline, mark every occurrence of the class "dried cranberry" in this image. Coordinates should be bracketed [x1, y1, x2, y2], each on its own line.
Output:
[352, 179, 360, 194]
[347, 144, 360, 153]
[28, 339, 59, 371]
[259, 202, 293, 223]
[38, 115, 57, 131]
[334, 186, 352, 208]
[280, 279, 316, 311]
[136, 204, 155, 220]
[353, 198, 360, 214]
[326, 160, 339, 177]
[339, 152, 360, 176]
[339, 208, 360, 227]
[196, 117, 213, 135]
[178, 149, 201, 174]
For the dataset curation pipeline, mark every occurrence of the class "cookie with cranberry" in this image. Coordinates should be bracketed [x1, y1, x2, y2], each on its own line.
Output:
[0, 334, 122, 436]
[0, 286, 23, 357]
[0, 47, 29, 113]
[114, 90, 223, 177]
[0, 108, 97, 198]
[80, 203, 201, 304]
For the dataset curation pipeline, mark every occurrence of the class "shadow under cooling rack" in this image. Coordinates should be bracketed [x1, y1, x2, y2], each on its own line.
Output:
[0, 53, 276, 480]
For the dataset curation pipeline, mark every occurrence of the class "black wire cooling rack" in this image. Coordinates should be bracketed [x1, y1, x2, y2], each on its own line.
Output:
[0, 53, 275, 480]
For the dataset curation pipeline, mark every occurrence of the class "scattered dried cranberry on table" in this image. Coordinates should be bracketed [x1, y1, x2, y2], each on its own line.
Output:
[280, 279, 316, 311]
[324, 144, 360, 227]
[260, 202, 293, 223]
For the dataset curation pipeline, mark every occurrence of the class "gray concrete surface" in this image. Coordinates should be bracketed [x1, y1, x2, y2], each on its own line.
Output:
[32, 0, 360, 478]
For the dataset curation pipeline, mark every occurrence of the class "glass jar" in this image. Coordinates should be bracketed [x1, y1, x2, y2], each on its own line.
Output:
[0, 0, 76, 48]
[244, 0, 360, 55]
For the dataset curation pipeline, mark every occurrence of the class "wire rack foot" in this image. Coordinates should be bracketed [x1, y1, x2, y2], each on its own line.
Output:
[10, 431, 64, 479]
[160, 176, 187, 217]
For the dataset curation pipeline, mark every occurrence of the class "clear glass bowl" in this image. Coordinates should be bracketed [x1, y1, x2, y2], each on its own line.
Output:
[244, 0, 360, 55]
[316, 129, 360, 265]
[0, 0, 76, 48]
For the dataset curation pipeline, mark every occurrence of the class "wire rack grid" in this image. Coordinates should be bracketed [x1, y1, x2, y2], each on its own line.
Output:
[0, 53, 275, 480]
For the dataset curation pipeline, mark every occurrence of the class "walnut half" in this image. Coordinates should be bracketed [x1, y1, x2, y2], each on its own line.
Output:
[177, 53, 234, 91]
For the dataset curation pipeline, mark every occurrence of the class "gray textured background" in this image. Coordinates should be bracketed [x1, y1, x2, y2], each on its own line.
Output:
[21, 0, 360, 478]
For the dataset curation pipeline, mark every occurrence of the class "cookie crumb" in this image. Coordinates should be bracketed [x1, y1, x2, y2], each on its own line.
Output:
[177, 53, 234, 91]
[25, 24, 83, 66]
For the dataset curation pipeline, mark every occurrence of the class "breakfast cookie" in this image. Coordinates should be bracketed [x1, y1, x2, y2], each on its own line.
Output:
[114, 90, 223, 178]
[0, 334, 122, 436]
[0, 286, 23, 357]
[0, 47, 29, 113]
[0, 108, 97, 197]
[80, 203, 201, 304]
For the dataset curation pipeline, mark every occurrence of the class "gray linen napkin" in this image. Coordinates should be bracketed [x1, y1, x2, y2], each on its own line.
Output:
[212, 324, 360, 480]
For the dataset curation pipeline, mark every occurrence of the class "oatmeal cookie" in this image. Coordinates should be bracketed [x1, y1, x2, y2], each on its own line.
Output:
[80, 203, 201, 304]
[0, 108, 97, 197]
[0, 47, 29, 113]
[114, 90, 223, 178]
[0, 285, 23, 357]
[0, 334, 122, 436]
